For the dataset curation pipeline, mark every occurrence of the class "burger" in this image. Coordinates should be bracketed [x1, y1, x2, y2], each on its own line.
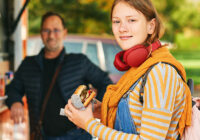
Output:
[71, 85, 96, 109]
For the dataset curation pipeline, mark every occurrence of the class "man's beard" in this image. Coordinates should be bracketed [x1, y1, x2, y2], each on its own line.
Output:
[45, 39, 60, 52]
[45, 45, 60, 52]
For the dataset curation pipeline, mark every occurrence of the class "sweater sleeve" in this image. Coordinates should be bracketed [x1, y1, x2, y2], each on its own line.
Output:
[140, 63, 184, 140]
[84, 63, 184, 140]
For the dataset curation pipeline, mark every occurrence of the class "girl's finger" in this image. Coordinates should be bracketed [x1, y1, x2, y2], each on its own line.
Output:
[65, 105, 72, 118]
[67, 99, 78, 113]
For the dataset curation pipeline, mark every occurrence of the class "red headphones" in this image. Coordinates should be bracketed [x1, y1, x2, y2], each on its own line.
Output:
[114, 40, 161, 71]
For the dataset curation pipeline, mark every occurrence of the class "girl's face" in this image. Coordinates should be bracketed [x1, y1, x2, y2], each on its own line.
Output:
[112, 2, 155, 50]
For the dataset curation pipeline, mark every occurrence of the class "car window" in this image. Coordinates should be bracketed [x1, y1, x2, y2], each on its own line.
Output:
[103, 43, 124, 74]
[86, 43, 99, 67]
[64, 42, 82, 53]
[64, 41, 99, 67]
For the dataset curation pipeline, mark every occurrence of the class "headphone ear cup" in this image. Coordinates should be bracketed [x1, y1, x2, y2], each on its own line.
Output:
[123, 46, 149, 67]
[114, 51, 130, 71]
[114, 40, 161, 71]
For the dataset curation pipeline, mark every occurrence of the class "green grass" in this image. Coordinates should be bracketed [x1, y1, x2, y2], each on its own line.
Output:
[171, 50, 200, 85]
[175, 34, 200, 51]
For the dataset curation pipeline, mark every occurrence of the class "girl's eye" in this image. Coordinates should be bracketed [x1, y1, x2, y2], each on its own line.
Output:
[128, 19, 135, 22]
[112, 20, 120, 24]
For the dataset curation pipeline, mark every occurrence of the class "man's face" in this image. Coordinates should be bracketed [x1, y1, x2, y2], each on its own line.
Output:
[41, 16, 67, 52]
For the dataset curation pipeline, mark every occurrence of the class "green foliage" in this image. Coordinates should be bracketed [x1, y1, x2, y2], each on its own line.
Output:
[28, 0, 111, 35]
[171, 50, 200, 60]
[185, 68, 200, 85]
[171, 50, 200, 85]
[152, 0, 200, 42]
[172, 3, 200, 30]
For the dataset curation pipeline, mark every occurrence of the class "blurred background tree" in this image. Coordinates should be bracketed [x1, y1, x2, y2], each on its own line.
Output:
[28, 0, 200, 50]
[28, 0, 112, 35]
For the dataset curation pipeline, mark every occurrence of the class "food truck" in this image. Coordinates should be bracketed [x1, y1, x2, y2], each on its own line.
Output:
[0, 0, 29, 139]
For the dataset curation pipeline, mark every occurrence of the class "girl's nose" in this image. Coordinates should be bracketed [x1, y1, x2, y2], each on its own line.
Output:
[119, 22, 128, 33]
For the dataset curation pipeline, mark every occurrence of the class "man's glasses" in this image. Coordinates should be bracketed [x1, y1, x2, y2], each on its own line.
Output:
[41, 29, 62, 35]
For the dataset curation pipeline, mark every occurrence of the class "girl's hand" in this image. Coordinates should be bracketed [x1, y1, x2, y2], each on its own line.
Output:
[93, 99, 102, 119]
[64, 99, 94, 129]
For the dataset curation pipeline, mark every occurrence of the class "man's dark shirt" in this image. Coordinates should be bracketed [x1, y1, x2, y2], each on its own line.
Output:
[42, 57, 75, 136]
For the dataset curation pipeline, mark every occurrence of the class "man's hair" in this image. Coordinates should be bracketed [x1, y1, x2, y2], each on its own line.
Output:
[41, 11, 65, 28]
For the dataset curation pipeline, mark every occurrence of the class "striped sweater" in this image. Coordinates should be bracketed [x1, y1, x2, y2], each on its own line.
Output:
[85, 62, 185, 140]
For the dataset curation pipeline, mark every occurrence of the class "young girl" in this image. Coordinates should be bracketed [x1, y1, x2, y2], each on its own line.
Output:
[65, 0, 192, 139]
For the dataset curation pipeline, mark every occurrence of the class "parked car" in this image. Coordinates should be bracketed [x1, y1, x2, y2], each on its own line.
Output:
[27, 35, 124, 83]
